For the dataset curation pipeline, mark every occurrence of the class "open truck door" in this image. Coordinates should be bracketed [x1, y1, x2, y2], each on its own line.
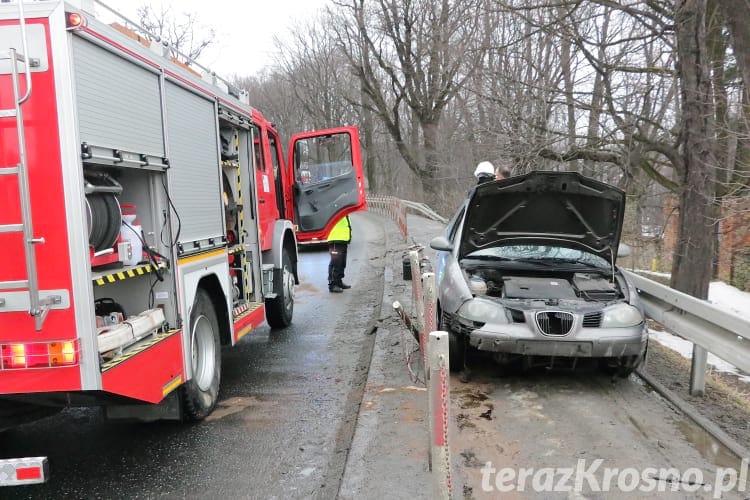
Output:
[288, 126, 366, 243]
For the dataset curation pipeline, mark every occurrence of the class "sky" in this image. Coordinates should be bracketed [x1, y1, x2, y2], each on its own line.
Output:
[94, 0, 330, 77]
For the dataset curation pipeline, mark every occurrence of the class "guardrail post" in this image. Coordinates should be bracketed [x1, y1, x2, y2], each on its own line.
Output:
[400, 201, 408, 239]
[423, 272, 437, 473]
[690, 344, 708, 396]
[428, 331, 452, 499]
[409, 250, 425, 342]
[423, 272, 437, 349]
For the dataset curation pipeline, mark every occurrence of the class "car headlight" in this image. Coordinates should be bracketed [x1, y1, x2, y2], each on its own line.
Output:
[457, 297, 509, 324]
[601, 304, 644, 328]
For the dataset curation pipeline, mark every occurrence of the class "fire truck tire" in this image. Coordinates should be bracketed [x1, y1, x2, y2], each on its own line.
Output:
[265, 249, 294, 329]
[181, 288, 221, 421]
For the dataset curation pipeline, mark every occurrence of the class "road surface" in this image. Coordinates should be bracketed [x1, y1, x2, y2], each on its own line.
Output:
[0, 211, 386, 499]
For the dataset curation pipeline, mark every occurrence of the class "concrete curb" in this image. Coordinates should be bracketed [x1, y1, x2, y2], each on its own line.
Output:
[338, 213, 435, 499]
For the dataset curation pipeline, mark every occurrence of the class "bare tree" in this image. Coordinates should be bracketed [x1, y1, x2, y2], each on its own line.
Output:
[331, 0, 487, 207]
[233, 0, 750, 293]
[137, 4, 216, 64]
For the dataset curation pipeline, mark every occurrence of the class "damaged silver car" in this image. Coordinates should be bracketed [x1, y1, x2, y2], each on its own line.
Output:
[431, 171, 648, 376]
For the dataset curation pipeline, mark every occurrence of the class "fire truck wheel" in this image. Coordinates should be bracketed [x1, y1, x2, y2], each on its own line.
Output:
[181, 288, 221, 420]
[265, 249, 294, 329]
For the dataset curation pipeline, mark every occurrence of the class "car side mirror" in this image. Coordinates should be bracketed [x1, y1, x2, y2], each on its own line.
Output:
[430, 236, 453, 252]
[618, 243, 631, 258]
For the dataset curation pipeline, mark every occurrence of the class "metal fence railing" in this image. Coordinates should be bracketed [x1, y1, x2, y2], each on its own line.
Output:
[366, 195, 408, 240]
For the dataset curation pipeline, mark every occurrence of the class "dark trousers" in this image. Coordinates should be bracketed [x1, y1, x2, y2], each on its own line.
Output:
[328, 242, 348, 287]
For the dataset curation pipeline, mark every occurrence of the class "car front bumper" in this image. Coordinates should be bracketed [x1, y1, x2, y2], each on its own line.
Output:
[468, 324, 648, 358]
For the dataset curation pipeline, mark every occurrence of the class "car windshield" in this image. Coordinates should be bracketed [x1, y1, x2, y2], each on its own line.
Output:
[465, 245, 610, 269]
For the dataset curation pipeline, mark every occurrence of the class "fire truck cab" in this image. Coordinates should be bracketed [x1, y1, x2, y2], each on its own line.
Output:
[0, 1, 365, 481]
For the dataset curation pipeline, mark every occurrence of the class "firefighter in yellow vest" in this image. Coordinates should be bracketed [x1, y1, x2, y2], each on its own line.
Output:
[328, 215, 352, 293]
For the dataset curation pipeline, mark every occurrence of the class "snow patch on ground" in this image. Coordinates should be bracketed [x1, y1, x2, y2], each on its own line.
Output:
[708, 281, 750, 317]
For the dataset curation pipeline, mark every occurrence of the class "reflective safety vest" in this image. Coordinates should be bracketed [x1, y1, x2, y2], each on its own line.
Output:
[328, 216, 351, 243]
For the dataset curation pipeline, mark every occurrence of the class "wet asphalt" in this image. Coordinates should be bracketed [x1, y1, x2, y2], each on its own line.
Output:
[0, 211, 386, 499]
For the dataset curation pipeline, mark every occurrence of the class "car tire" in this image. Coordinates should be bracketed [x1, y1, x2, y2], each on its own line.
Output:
[441, 313, 465, 372]
[181, 289, 221, 421]
[600, 352, 643, 378]
[265, 249, 294, 329]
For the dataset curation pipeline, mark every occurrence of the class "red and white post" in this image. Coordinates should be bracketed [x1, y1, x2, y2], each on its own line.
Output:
[409, 251, 425, 358]
[428, 331, 452, 498]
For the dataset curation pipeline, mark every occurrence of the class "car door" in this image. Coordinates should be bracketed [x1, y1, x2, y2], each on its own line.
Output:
[287, 126, 365, 243]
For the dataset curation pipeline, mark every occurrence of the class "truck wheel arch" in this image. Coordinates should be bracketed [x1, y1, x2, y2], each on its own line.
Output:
[266, 220, 299, 284]
[194, 274, 231, 346]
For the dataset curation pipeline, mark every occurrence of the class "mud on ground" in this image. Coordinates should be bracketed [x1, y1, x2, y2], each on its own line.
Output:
[643, 339, 750, 452]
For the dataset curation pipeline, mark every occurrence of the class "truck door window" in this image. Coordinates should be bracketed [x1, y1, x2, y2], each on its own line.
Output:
[267, 132, 282, 182]
[252, 125, 264, 172]
[267, 130, 285, 217]
[294, 133, 353, 185]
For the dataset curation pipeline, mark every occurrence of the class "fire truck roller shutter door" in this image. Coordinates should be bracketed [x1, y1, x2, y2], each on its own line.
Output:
[164, 81, 224, 246]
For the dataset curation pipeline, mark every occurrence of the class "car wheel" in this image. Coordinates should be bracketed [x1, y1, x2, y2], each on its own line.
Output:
[440, 313, 465, 372]
[265, 249, 294, 329]
[600, 353, 643, 378]
[181, 289, 221, 421]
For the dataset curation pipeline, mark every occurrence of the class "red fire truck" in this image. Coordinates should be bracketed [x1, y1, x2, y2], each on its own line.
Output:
[0, 0, 365, 485]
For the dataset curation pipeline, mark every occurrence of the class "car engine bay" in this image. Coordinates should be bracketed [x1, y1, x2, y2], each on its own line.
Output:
[463, 265, 628, 313]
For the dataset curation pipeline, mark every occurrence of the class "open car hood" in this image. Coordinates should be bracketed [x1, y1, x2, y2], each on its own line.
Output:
[459, 171, 626, 263]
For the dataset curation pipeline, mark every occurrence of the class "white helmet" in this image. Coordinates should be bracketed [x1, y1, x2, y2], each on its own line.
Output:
[474, 161, 495, 179]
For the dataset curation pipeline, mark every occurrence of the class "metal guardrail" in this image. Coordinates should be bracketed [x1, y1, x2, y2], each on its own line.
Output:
[624, 270, 750, 395]
[400, 200, 448, 224]
[367, 195, 408, 239]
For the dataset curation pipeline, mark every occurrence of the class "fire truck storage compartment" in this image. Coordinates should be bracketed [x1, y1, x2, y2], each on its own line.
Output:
[72, 29, 224, 252]
[86, 167, 178, 339]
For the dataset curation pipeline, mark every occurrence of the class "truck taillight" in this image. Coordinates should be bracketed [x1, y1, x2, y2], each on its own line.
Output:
[1, 340, 80, 369]
[65, 11, 86, 29]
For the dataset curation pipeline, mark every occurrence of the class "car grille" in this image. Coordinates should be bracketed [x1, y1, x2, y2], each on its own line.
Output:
[582, 311, 603, 328]
[535, 311, 574, 336]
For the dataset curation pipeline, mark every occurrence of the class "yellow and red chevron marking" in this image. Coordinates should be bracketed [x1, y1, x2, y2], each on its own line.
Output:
[233, 302, 264, 343]
[233, 302, 250, 317]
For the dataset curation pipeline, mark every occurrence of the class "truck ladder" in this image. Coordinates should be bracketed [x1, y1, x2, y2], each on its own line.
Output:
[0, 3, 55, 330]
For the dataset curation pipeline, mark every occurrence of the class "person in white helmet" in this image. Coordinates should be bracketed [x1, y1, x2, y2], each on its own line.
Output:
[474, 161, 496, 185]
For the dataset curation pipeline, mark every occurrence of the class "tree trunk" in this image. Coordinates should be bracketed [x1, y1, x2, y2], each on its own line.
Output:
[718, 0, 750, 190]
[360, 83, 377, 192]
[670, 0, 718, 299]
[421, 120, 442, 209]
